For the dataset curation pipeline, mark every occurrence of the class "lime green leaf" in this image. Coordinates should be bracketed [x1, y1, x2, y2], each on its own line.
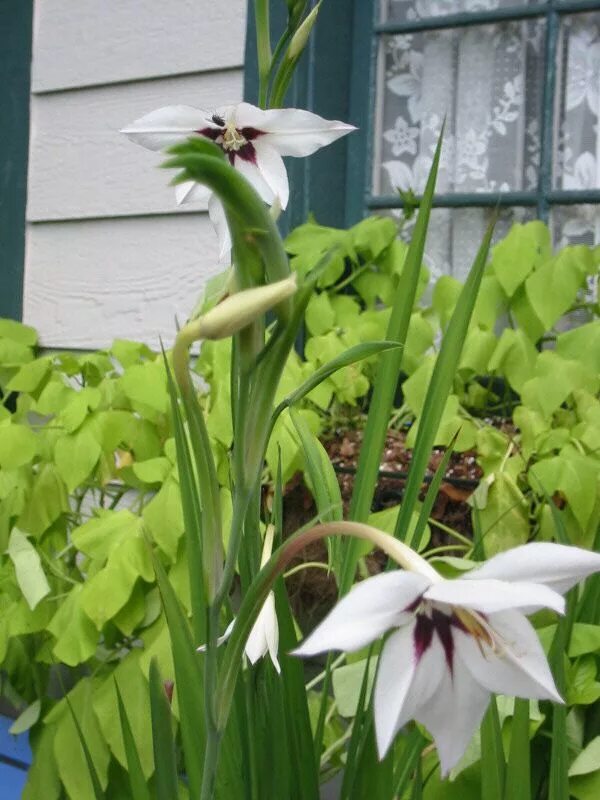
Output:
[111, 339, 155, 367]
[471, 275, 507, 329]
[569, 737, 600, 777]
[0, 337, 34, 366]
[18, 464, 69, 537]
[488, 328, 538, 393]
[567, 656, 600, 706]
[73, 509, 143, 561]
[332, 658, 377, 717]
[9, 699, 41, 735]
[531, 453, 598, 530]
[556, 321, 600, 374]
[0, 318, 37, 346]
[47, 585, 98, 666]
[143, 476, 184, 561]
[433, 275, 462, 329]
[305, 291, 335, 335]
[6, 356, 52, 393]
[525, 246, 590, 330]
[133, 456, 171, 484]
[0, 423, 37, 469]
[120, 362, 169, 416]
[521, 352, 598, 418]
[59, 387, 102, 433]
[459, 327, 497, 377]
[491, 221, 551, 297]
[54, 429, 101, 492]
[115, 680, 152, 800]
[8, 528, 50, 609]
[479, 473, 529, 557]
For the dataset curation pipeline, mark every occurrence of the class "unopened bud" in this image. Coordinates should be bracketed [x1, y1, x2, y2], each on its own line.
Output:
[193, 274, 297, 341]
[287, 2, 321, 61]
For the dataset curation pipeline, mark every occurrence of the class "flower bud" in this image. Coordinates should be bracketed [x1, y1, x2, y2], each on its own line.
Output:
[287, 3, 321, 62]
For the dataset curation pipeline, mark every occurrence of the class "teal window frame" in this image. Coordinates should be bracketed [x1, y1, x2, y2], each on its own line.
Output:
[245, 1, 600, 230]
[0, 0, 33, 320]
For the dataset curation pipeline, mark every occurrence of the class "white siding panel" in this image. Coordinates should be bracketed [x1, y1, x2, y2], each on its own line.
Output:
[27, 70, 243, 222]
[32, 0, 247, 92]
[24, 215, 222, 349]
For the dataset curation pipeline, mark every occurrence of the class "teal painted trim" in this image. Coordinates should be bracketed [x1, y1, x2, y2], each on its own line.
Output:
[368, 189, 600, 209]
[345, 0, 377, 226]
[0, 0, 32, 321]
[538, 6, 560, 222]
[374, 0, 600, 35]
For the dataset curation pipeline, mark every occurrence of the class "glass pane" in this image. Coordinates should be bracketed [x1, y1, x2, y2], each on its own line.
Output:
[382, 0, 544, 25]
[554, 13, 600, 190]
[373, 20, 545, 197]
[551, 204, 600, 247]
[384, 206, 534, 282]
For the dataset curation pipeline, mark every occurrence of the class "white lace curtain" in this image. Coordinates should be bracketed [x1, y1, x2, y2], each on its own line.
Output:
[374, 2, 600, 278]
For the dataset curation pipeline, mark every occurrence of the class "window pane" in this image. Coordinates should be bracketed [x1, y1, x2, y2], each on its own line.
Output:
[384, 206, 534, 282]
[554, 13, 600, 190]
[382, 0, 545, 25]
[551, 204, 600, 247]
[373, 20, 545, 197]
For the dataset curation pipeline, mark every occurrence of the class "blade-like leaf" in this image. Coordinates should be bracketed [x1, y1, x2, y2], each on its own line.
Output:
[290, 407, 343, 572]
[396, 219, 495, 548]
[153, 550, 205, 800]
[149, 657, 180, 800]
[481, 697, 506, 800]
[412, 430, 459, 550]
[548, 594, 576, 800]
[339, 129, 444, 595]
[163, 347, 207, 643]
[63, 692, 105, 800]
[115, 681, 151, 800]
[504, 699, 530, 800]
[392, 728, 426, 797]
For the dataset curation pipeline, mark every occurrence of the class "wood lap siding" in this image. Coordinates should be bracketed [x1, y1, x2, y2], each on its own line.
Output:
[24, 0, 247, 349]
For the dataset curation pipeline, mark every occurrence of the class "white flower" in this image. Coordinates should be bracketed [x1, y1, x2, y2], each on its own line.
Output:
[294, 542, 600, 776]
[197, 525, 280, 672]
[121, 102, 355, 260]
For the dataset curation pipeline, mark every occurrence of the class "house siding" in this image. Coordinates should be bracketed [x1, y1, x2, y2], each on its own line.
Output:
[24, 0, 247, 349]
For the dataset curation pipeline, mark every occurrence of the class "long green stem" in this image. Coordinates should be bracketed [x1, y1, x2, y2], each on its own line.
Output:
[254, 0, 271, 108]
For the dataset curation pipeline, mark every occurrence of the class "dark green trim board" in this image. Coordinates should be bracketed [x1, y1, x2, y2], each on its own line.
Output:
[0, 0, 32, 320]
[244, 1, 363, 233]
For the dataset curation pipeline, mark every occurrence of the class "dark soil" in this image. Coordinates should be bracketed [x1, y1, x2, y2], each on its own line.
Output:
[283, 428, 483, 627]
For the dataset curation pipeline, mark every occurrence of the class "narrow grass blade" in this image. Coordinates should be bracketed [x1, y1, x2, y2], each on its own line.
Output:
[274, 578, 321, 800]
[410, 756, 423, 800]
[152, 551, 205, 800]
[412, 430, 458, 550]
[481, 697, 506, 800]
[339, 129, 444, 595]
[163, 349, 207, 642]
[396, 219, 495, 548]
[340, 649, 375, 799]
[548, 594, 576, 800]
[290, 407, 343, 568]
[63, 692, 105, 800]
[393, 728, 426, 798]
[272, 341, 401, 424]
[115, 681, 151, 800]
[504, 699, 531, 800]
[149, 657, 180, 800]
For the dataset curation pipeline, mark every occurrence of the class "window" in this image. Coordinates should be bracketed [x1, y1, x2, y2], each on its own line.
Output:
[345, 0, 600, 279]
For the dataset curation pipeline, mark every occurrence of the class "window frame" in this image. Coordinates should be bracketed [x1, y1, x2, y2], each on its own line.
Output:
[0, 0, 33, 321]
[347, 0, 600, 228]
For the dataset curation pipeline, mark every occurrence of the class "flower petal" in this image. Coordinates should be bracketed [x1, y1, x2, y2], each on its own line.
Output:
[424, 578, 565, 615]
[252, 140, 290, 209]
[175, 180, 210, 206]
[293, 571, 431, 656]
[234, 156, 277, 206]
[246, 592, 280, 671]
[456, 609, 563, 703]
[415, 649, 490, 777]
[121, 105, 213, 151]
[374, 623, 446, 757]
[233, 102, 356, 157]
[208, 194, 232, 263]
[463, 543, 600, 595]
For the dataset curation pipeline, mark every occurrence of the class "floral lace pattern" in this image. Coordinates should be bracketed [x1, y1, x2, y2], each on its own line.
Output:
[554, 13, 600, 247]
[374, 21, 545, 198]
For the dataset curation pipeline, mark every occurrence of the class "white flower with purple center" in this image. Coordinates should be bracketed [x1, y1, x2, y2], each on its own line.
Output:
[294, 542, 600, 776]
[121, 102, 355, 260]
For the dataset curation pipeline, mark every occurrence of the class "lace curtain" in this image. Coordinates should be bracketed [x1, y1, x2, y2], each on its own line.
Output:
[374, 3, 600, 278]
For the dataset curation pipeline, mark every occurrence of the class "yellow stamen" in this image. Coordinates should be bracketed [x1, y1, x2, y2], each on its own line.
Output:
[222, 122, 247, 152]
